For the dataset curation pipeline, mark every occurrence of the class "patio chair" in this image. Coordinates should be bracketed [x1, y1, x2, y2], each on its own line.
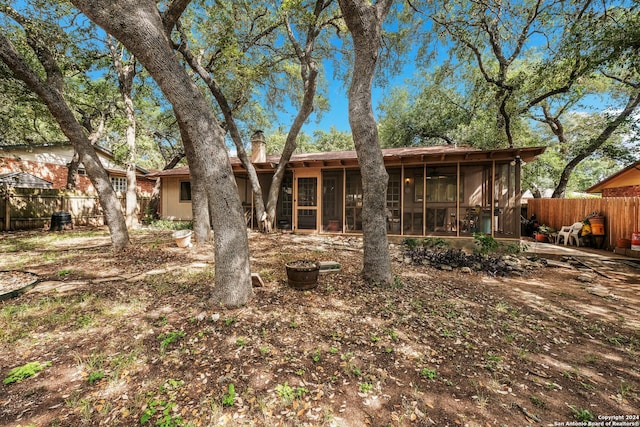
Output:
[556, 222, 584, 246]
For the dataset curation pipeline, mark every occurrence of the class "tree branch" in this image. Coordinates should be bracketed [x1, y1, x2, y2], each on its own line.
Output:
[162, 0, 192, 35]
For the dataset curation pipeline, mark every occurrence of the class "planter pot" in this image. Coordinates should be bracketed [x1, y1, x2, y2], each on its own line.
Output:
[534, 233, 548, 243]
[285, 260, 320, 290]
[617, 238, 631, 249]
[172, 230, 193, 248]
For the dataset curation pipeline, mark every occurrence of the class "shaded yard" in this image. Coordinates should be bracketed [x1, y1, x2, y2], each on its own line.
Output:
[0, 228, 639, 426]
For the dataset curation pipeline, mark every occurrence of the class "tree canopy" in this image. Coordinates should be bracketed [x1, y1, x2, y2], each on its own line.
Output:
[2, 0, 638, 198]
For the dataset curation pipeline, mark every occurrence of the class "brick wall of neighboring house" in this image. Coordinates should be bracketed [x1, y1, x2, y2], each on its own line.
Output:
[1, 157, 94, 192]
[602, 185, 640, 197]
[1, 157, 156, 195]
[134, 176, 157, 195]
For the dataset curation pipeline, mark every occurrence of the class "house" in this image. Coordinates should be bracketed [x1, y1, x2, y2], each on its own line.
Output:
[586, 160, 640, 197]
[153, 140, 545, 238]
[0, 172, 53, 189]
[0, 141, 156, 194]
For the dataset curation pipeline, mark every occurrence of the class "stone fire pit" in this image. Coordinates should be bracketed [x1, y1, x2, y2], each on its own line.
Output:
[0, 271, 39, 301]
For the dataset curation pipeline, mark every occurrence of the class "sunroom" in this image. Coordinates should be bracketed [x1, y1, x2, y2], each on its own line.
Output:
[155, 144, 544, 239]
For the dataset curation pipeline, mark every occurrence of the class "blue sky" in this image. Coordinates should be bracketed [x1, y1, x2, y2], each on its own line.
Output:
[297, 61, 417, 135]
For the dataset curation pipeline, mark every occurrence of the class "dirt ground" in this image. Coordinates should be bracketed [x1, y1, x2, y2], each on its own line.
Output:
[0, 228, 639, 427]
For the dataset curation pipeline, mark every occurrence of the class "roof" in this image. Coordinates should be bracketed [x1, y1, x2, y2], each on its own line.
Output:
[586, 160, 640, 193]
[0, 141, 151, 175]
[0, 172, 53, 189]
[151, 145, 546, 177]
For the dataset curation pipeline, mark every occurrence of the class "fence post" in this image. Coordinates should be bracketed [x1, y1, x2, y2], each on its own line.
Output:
[4, 190, 10, 231]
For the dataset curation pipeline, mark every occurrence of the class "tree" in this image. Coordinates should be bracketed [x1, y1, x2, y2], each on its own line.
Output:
[400, 0, 639, 196]
[338, 0, 394, 286]
[378, 69, 476, 147]
[0, 5, 130, 251]
[530, 4, 640, 197]
[312, 127, 354, 151]
[0, 66, 64, 143]
[174, 0, 338, 232]
[107, 37, 139, 228]
[69, 0, 252, 307]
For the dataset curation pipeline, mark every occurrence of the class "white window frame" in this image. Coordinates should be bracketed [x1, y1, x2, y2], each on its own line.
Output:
[110, 176, 127, 193]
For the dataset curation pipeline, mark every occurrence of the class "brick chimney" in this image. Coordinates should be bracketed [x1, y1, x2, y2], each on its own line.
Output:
[250, 130, 266, 163]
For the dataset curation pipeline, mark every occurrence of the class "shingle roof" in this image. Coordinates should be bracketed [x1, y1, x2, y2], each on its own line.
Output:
[150, 145, 545, 178]
[0, 172, 53, 189]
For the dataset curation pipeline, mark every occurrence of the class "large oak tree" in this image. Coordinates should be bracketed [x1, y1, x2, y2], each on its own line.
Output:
[69, 0, 252, 307]
[338, 0, 394, 286]
[0, 5, 130, 251]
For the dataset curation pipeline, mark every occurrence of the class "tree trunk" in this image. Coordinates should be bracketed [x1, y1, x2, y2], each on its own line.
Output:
[66, 150, 80, 190]
[337, 0, 393, 286]
[191, 176, 211, 243]
[0, 33, 130, 251]
[124, 92, 139, 228]
[174, 40, 267, 229]
[108, 37, 139, 228]
[551, 91, 640, 198]
[70, 0, 252, 307]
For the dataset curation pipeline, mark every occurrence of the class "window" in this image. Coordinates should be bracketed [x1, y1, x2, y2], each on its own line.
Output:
[179, 181, 192, 201]
[110, 177, 127, 192]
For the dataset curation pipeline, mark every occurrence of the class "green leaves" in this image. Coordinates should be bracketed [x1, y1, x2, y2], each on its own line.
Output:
[3, 361, 51, 385]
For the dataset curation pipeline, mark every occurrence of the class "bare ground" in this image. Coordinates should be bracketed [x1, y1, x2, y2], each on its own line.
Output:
[0, 228, 639, 427]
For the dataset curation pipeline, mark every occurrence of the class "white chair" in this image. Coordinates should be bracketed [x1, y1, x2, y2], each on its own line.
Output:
[556, 222, 584, 246]
[555, 225, 572, 245]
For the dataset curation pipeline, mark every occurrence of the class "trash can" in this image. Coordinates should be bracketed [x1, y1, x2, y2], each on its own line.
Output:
[50, 211, 72, 231]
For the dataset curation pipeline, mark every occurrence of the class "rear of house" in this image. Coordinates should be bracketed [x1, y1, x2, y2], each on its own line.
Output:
[154, 145, 545, 239]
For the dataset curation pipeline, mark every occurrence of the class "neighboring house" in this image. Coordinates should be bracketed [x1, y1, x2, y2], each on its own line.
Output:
[0, 141, 156, 194]
[0, 172, 53, 189]
[586, 160, 640, 197]
[152, 142, 545, 238]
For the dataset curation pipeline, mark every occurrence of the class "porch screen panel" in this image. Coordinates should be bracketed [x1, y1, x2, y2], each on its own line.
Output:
[387, 169, 401, 234]
[345, 171, 363, 232]
[276, 172, 293, 230]
[425, 166, 457, 235]
[297, 177, 317, 230]
[494, 162, 516, 236]
[459, 165, 492, 235]
[402, 167, 424, 235]
[322, 171, 344, 232]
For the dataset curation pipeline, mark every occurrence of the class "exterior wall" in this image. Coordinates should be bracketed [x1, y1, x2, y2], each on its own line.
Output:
[601, 168, 640, 189]
[160, 176, 193, 220]
[602, 185, 640, 197]
[1, 156, 156, 195]
[1, 144, 123, 170]
[159, 161, 522, 238]
[1, 157, 95, 192]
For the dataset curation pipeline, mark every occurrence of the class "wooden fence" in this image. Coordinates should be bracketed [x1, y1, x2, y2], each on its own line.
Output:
[526, 197, 640, 250]
[1, 188, 150, 231]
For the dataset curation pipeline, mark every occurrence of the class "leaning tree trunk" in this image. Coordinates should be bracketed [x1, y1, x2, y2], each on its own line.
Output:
[174, 40, 267, 229]
[0, 33, 130, 251]
[551, 91, 640, 198]
[66, 150, 80, 190]
[70, 0, 252, 307]
[338, 0, 393, 286]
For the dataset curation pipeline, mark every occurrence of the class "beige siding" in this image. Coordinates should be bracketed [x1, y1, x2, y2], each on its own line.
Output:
[161, 177, 193, 220]
[603, 169, 640, 189]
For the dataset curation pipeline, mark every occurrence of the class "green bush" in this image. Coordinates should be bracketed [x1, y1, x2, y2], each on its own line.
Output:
[149, 220, 193, 231]
[473, 233, 499, 255]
